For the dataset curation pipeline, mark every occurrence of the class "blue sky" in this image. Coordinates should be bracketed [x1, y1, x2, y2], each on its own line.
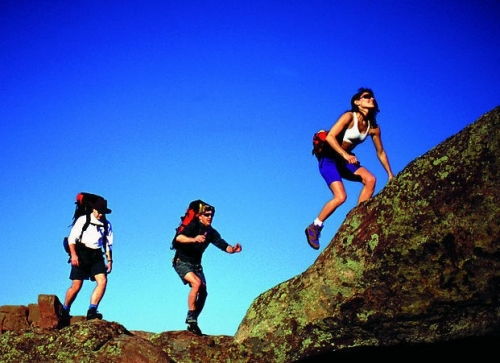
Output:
[1, 0, 498, 336]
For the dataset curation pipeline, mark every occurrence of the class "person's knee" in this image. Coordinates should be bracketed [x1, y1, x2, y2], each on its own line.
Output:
[95, 275, 107, 288]
[364, 174, 376, 188]
[334, 192, 347, 204]
[190, 278, 202, 291]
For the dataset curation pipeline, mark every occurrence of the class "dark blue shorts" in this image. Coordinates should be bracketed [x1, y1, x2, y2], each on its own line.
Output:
[173, 259, 206, 286]
[318, 156, 362, 186]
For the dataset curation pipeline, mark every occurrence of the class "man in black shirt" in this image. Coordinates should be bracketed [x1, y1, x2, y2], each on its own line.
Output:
[172, 201, 242, 335]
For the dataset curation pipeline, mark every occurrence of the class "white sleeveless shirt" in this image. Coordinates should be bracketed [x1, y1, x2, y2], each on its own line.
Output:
[343, 112, 370, 145]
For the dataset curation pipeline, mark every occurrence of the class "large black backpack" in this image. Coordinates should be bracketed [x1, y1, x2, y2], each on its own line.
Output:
[63, 192, 109, 257]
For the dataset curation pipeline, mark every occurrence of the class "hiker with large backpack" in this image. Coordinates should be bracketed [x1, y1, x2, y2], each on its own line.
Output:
[305, 88, 394, 249]
[171, 200, 242, 335]
[62, 193, 114, 322]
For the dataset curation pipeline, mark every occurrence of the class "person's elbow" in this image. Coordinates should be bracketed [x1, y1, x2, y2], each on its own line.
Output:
[326, 134, 338, 144]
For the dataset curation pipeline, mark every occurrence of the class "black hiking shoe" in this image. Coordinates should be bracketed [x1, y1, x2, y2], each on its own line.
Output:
[60, 309, 71, 327]
[187, 322, 203, 336]
[86, 307, 103, 320]
[185, 310, 198, 325]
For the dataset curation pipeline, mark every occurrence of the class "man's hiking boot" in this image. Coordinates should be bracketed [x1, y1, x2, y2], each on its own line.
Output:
[185, 312, 203, 336]
[86, 307, 103, 320]
[60, 309, 71, 327]
[187, 322, 203, 336]
[185, 311, 198, 324]
[305, 223, 322, 250]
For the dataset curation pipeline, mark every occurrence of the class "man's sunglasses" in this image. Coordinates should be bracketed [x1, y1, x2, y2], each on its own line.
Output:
[202, 213, 213, 217]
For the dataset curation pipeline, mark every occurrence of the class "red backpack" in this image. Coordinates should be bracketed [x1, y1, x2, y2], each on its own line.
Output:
[174, 200, 215, 235]
[312, 130, 329, 158]
[171, 200, 215, 250]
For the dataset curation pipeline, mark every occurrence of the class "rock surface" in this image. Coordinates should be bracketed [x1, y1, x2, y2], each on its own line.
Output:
[37, 294, 63, 330]
[0, 320, 166, 362]
[0, 305, 29, 333]
[234, 107, 500, 361]
[0, 294, 68, 333]
[1, 107, 499, 362]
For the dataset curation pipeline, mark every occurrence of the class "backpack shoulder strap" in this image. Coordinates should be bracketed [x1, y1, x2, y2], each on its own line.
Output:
[79, 214, 91, 241]
[103, 219, 109, 245]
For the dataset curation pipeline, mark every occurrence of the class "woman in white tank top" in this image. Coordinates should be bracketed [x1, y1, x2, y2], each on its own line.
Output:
[305, 88, 394, 250]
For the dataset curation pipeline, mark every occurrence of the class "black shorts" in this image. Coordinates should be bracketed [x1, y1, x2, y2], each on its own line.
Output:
[69, 244, 106, 281]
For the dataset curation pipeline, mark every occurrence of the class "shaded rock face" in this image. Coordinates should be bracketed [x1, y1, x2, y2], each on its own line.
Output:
[234, 107, 500, 361]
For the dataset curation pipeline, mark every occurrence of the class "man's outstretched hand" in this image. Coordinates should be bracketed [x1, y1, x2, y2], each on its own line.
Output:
[228, 243, 242, 253]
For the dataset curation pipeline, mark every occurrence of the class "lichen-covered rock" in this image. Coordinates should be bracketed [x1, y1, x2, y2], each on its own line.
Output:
[150, 331, 241, 362]
[0, 320, 134, 362]
[96, 334, 170, 362]
[0, 322, 248, 362]
[234, 107, 500, 361]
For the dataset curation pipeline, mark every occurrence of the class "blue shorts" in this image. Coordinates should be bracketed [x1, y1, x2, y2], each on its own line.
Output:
[318, 156, 362, 186]
[173, 259, 206, 286]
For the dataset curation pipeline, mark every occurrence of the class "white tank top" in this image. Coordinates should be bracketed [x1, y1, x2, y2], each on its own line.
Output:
[342, 112, 370, 145]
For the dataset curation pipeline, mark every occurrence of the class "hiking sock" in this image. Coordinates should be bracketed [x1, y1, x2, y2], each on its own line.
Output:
[62, 305, 70, 315]
[313, 218, 323, 227]
[89, 304, 98, 310]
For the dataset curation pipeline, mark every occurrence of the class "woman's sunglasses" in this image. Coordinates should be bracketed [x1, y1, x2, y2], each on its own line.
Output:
[360, 94, 374, 100]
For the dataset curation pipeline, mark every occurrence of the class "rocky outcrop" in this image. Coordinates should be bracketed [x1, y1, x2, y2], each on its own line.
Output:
[234, 107, 500, 360]
[37, 294, 63, 329]
[0, 319, 169, 362]
[0, 295, 72, 333]
[0, 306, 30, 333]
[0, 319, 248, 362]
[0, 107, 498, 362]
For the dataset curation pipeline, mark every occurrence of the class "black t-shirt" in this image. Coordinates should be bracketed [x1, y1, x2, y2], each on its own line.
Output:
[173, 220, 229, 264]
